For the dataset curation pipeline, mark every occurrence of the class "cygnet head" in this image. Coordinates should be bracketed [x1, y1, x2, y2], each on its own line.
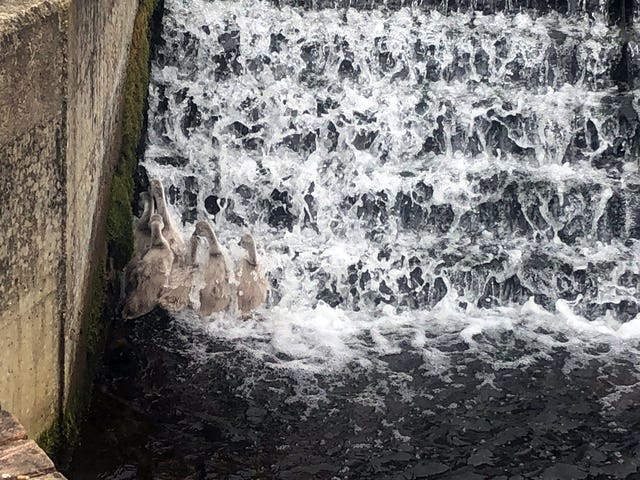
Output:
[194, 220, 213, 238]
[239, 233, 256, 251]
[137, 191, 151, 218]
[194, 220, 223, 255]
[149, 179, 165, 199]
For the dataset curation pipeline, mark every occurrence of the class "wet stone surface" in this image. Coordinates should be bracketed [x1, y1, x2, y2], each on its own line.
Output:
[0, 410, 64, 479]
[71, 312, 640, 480]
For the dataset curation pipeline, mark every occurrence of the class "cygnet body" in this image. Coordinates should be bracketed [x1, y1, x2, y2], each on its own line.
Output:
[158, 230, 201, 313]
[196, 220, 233, 316]
[123, 214, 175, 319]
[236, 233, 269, 314]
[150, 179, 186, 258]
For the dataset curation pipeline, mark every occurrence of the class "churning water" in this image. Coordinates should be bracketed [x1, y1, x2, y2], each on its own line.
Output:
[143, 0, 640, 370]
[76, 0, 640, 478]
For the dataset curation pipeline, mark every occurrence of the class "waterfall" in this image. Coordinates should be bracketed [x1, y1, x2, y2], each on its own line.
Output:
[134, 0, 640, 424]
[70, 1, 640, 477]
[143, 0, 639, 327]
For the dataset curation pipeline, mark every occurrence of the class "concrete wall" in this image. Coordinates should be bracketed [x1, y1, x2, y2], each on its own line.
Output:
[64, 0, 137, 407]
[0, 0, 136, 437]
[0, 0, 69, 438]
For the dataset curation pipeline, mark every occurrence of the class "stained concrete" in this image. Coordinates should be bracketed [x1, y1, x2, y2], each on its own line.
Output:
[0, 0, 69, 437]
[0, 0, 136, 437]
[64, 0, 137, 409]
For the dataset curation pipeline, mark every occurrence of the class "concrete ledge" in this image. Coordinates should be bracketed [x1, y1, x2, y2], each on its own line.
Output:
[0, 0, 69, 36]
[0, 411, 27, 446]
[0, 411, 66, 479]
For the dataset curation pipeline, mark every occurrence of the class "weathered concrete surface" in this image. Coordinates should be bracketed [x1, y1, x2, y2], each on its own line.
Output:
[64, 0, 137, 408]
[0, 0, 136, 437]
[0, 0, 69, 437]
[0, 410, 67, 479]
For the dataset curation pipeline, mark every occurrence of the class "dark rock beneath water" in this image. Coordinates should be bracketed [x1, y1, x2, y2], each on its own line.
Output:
[586, 119, 600, 150]
[243, 136, 264, 151]
[317, 97, 339, 116]
[558, 216, 586, 245]
[430, 277, 448, 305]
[270, 32, 287, 52]
[420, 136, 442, 155]
[467, 448, 493, 467]
[427, 204, 455, 234]
[378, 51, 396, 72]
[219, 29, 240, 54]
[204, 195, 228, 217]
[597, 192, 626, 240]
[282, 131, 317, 153]
[326, 121, 340, 152]
[303, 189, 318, 232]
[479, 275, 532, 308]
[474, 49, 489, 77]
[181, 176, 199, 224]
[357, 192, 389, 225]
[317, 284, 344, 307]
[180, 97, 201, 138]
[235, 184, 253, 201]
[412, 461, 450, 477]
[247, 54, 270, 73]
[338, 59, 360, 79]
[542, 463, 587, 480]
[352, 130, 378, 150]
[267, 189, 296, 231]
[154, 155, 189, 167]
[228, 121, 250, 137]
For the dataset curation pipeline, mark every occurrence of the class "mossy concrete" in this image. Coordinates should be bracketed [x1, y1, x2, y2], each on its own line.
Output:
[109, 0, 160, 271]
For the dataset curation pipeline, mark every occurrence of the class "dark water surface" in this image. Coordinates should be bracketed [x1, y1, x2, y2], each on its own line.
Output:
[71, 311, 640, 479]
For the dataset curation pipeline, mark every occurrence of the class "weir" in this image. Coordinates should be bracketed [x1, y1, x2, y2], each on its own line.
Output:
[54, 0, 640, 477]
[143, 0, 639, 320]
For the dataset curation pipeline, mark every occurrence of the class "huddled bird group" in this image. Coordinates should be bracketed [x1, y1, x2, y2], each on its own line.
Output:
[123, 179, 269, 320]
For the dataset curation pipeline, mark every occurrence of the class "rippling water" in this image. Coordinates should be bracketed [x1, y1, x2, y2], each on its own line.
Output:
[73, 0, 640, 478]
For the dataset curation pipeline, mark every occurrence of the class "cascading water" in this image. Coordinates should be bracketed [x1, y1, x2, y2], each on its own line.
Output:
[72, 1, 640, 478]
[144, 0, 640, 346]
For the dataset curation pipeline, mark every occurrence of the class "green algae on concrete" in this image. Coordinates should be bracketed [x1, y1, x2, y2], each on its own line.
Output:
[108, 0, 159, 271]
[38, 262, 106, 468]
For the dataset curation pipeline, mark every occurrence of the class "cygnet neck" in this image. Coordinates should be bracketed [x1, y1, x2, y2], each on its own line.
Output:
[140, 193, 153, 227]
[152, 185, 169, 219]
[204, 229, 223, 256]
[245, 243, 258, 266]
[189, 234, 199, 264]
[150, 222, 167, 247]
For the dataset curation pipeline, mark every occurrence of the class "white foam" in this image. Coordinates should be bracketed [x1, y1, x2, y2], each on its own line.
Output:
[144, 0, 640, 406]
